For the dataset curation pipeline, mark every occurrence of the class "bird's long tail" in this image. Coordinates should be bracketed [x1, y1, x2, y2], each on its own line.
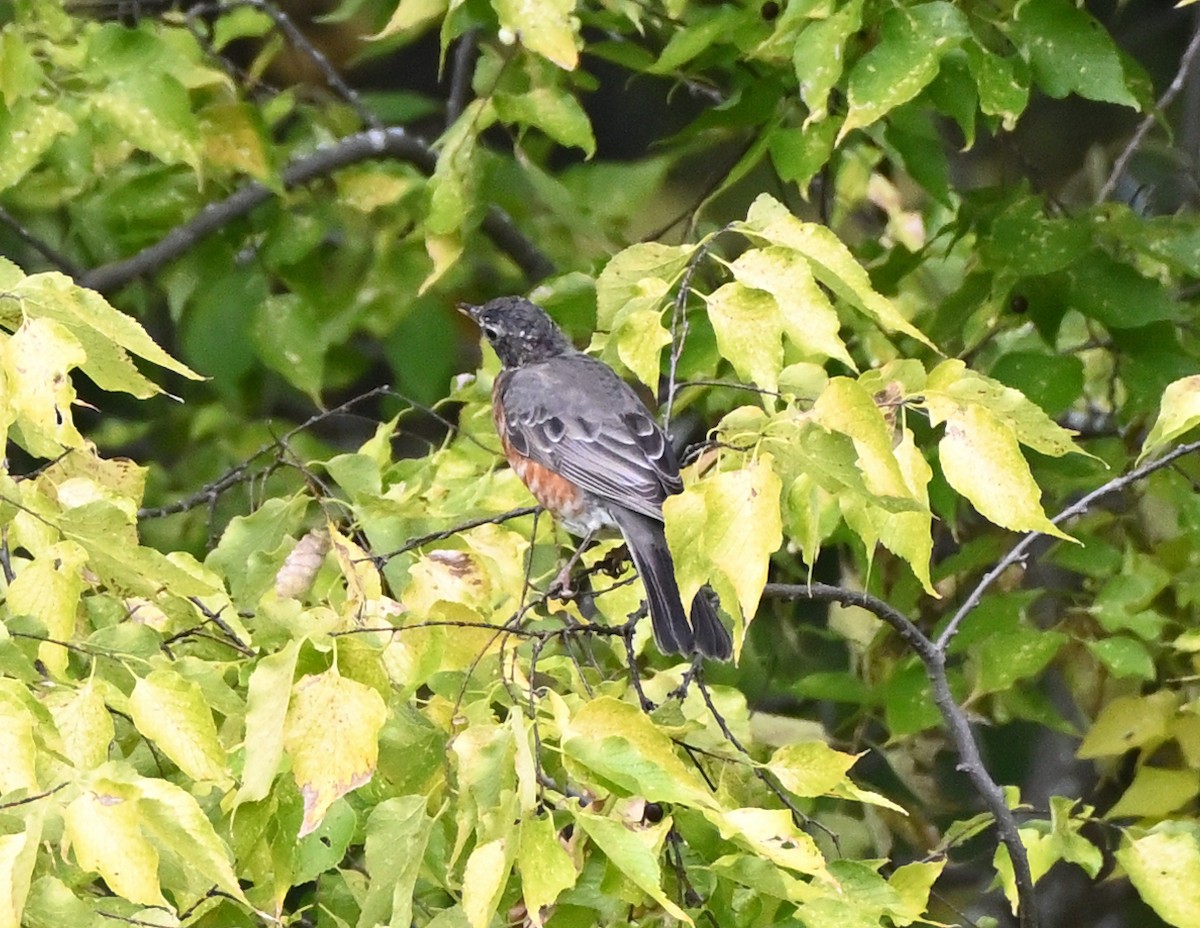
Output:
[610, 508, 733, 660]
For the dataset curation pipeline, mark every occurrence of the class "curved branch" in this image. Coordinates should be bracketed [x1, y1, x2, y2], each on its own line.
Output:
[80, 126, 554, 293]
[1096, 21, 1200, 205]
[763, 581, 1039, 928]
[937, 436, 1200, 651]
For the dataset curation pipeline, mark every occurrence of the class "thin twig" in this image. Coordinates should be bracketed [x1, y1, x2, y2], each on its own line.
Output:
[0, 783, 67, 810]
[251, 0, 382, 129]
[138, 386, 392, 520]
[377, 506, 540, 560]
[0, 206, 85, 276]
[663, 229, 728, 429]
[1096, 22, 1200, 204]
[81, 127, 553, 292]
[694, 673, 842, 854]
[937, 436, 1200, 650]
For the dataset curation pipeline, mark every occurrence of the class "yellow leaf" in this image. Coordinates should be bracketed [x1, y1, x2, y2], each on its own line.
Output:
[6, 542, 86, 677]
[0, 807, 41, 928]
[0, 317, 86, 457]
[1116, 825, 1200, 927]
[518, 813, 577, 926]
[129, 669, 232, 786]
[284, 670, 388, 837]
[938, 405, 1072, 541]
[493, 0, 580, 69]
[1140, 374, 1200, 462]
[665, 457, 783, 630]
[463, 838, 511, 928]
[63, 780, 166, 907]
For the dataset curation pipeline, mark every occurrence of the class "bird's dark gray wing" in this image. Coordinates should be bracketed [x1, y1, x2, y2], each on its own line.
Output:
[497, 353, 681, 520]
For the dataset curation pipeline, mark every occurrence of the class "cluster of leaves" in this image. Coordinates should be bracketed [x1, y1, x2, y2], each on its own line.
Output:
[2, 0, 1200, 926]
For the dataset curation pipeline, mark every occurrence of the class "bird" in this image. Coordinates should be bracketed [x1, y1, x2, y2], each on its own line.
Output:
[459, 295, 733, 661]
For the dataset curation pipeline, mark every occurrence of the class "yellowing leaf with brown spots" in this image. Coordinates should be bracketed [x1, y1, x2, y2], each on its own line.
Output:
[283, 671, 388, 837]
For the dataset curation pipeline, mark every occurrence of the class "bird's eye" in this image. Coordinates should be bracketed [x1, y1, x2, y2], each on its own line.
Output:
[482, 324, 500, 340]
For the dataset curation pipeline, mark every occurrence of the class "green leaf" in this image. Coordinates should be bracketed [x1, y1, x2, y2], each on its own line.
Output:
[813, 378, 913, 500]
[964, 42, 1029, 129]
[0, 101, 74, 194]
[652, 7, 744, 73]
[888, 859, 945, 926]
[6, 542, 85, 677]
[1086, 637, 1156, 681]
[664, 457, 783, 630]
[360, 796, 436, 928]
[937, 404, 1071, 540]
[561, 697, 720, 809]
[463, 838, 512, 928]
[91, 75, 203, 171]
[45, 680, 114, 771]
[136, 774, 248, 905]
[371, 0, 448, 40]
[791, 0, 863, 122]
[0, 688, 42, 795]
[705, 281, 786, 391]
[1007, 0, 1137, 107]
[1116, 823, 1200, 928]
[740, 194, 936, 348]
[1141, 375, 1200, 461]
[989, 351, 1084, 417]
[251, 293, 326, 401]
[571, 805, 689, 923]
[1067, 251, 1180, 329]
[14, 271, 204, 390]
[974, 628, 1067, 694]
[768, 118, 839, 189]
[839, 2, 969, 140]
[1108, 766, 1200, 819]
[518, 813, 577, 926]
[705, 807, 827, 877]
[235, 639, 302, 806]
[129, 668, 232, 785]
[1, 317, 86, 457]
[610, 307, 671, 392]
[980, 197, 1092, 278]
[284, 670, 388, 837]
[493, 0, 579, 69]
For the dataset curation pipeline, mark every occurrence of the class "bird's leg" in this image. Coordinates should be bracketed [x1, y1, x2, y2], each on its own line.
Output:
[548, 527, 598, 601]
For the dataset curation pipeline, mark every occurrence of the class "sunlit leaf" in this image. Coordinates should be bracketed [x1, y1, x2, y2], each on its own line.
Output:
[284, 670, 388, 836]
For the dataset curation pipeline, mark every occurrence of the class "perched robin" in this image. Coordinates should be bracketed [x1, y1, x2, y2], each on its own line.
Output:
[459, 296, 733, 661]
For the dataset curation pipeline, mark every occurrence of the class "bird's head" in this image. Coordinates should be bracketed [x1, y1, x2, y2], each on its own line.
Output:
[458, 296, 575, 367]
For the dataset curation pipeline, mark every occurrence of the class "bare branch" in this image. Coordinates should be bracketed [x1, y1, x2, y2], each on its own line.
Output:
[1096, 21, 1200, 204]
[447, 27, 480, 127]
[0, 206, 85, 277]
[81, 127, 553, 293]
[761, 581, 1038, 927]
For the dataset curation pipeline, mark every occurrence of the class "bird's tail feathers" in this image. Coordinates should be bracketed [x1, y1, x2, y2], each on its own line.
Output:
[611, 508, 731, 660]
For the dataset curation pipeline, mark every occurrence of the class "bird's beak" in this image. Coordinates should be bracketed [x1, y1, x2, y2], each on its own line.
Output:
[456, 301, 481, 322]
